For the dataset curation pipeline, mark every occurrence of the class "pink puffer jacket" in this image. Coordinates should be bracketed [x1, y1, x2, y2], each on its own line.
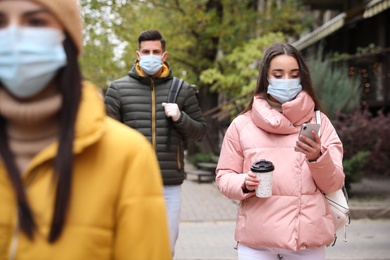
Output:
[216, 91, 345, 251]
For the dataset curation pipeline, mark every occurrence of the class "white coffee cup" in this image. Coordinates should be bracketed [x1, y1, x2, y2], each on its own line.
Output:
[251, 159, 274, 198]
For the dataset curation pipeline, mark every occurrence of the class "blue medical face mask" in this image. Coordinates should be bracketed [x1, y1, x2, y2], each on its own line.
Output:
[267, 78, 302, 104]
[0, 26, 67, 99]
[139, 54, 163, 75]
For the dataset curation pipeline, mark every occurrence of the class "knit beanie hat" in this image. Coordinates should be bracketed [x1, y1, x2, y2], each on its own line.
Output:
[31, 0, 83, 55]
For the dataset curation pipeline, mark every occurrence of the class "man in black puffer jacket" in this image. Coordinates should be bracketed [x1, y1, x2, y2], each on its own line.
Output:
[104, 30, 206, 256]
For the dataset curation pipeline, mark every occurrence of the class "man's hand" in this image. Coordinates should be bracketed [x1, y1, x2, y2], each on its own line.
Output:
[162, 102, 181, 122]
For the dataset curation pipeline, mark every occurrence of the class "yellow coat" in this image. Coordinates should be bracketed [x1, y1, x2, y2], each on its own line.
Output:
[0, 82, 171, 260]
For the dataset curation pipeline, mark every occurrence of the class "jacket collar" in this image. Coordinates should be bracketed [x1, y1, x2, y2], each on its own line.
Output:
[135, 61, 170, 78]
[251, 91, 315, 135]
[24, 81, 107, 175]
[73, 81, 106, 152]
[128, 59, 173, 84]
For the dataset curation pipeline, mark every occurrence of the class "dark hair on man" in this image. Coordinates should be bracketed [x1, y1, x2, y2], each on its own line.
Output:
[137, 30, 166, 52]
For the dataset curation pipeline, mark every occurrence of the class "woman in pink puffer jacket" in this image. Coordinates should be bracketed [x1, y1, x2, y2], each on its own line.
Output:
[216, 43, 345, 260]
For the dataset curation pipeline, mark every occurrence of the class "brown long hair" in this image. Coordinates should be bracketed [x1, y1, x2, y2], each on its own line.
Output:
[0, 33, 81, 243]
[242, 43, 324, 113]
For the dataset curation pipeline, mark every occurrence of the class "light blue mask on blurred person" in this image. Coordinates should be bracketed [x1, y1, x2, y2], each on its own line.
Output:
[139, 54, 163, 75]
[0, 26, 67, 99]
[267, 78, 302, 104]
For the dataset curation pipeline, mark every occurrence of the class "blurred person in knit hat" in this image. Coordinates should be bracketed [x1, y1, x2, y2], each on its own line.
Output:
[0, 0, 171, 259]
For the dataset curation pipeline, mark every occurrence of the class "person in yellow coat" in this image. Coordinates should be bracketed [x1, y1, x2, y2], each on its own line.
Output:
[0, 0, 171, 259]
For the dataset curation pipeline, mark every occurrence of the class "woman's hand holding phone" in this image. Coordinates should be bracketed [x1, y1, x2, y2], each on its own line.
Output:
[295, 124, 322, 162]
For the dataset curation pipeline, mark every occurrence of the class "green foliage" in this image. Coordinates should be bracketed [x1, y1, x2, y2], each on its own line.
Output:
[200, 32, 286, 96]
[257, 0, 313, 37]
[356, 43, 380, 55]
[307, 47, 361, 119]
[343, 151, 371, 191]
[332, 52, 351, 62]
[332, 43, 381, 63]
[80, 0, 136, 87]
[188, 152, 219, 165]
[80, 36, 123, 88]
[80, 0, 312, 92]
[334, 109, 390, 180]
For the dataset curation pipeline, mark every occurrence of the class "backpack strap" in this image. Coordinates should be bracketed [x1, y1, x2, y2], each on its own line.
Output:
[316, 109, 350, 244]
[166, 77, 184, 149]
[315, 110, 321, 137]
[167, 77, 184, 103]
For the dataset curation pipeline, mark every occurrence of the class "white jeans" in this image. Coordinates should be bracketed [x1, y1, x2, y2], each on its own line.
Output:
[238, 244, 325, 260]
[163, 185, 182, 255]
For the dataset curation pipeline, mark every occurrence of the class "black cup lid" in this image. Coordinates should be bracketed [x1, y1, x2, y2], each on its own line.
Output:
[250, 159, 274, 172]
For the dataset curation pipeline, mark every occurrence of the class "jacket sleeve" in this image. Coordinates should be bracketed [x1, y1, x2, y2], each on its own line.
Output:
[215, 120, 255, 201]
[104, 82, 122, 122]
[114, 134, 171, 260]
[173, 83, 207, 142]
[307, 112, 345, 193]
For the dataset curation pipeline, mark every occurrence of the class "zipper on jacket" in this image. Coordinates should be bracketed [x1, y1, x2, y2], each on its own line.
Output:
[151, 79, 156, 149]
[176, 145, 181, 170]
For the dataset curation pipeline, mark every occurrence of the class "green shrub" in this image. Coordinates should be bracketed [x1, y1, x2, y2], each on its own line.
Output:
[188, 152, 219, 165]
[343, 150, 371, 192]
[308, 47, 360, 120]
[333, 109, 390, 180]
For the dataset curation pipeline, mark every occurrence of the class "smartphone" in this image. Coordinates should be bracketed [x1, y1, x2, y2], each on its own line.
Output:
[298, 123, 320, 141]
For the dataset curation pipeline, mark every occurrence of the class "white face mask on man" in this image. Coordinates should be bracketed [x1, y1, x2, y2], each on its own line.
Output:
[267, 78, 302, 104]
[139, 54, 163, 75]
[0, 26, 67, 99]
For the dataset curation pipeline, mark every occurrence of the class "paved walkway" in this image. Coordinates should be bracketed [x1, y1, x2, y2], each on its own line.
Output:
[175, 176, 238, 260]
[174, 163, 390, 260]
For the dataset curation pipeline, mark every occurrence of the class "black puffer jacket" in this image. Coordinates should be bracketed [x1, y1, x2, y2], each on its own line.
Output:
[105, 61, 206, 185]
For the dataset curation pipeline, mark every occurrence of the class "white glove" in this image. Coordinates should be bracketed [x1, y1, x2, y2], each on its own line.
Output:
[162, 102, 181, 122]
